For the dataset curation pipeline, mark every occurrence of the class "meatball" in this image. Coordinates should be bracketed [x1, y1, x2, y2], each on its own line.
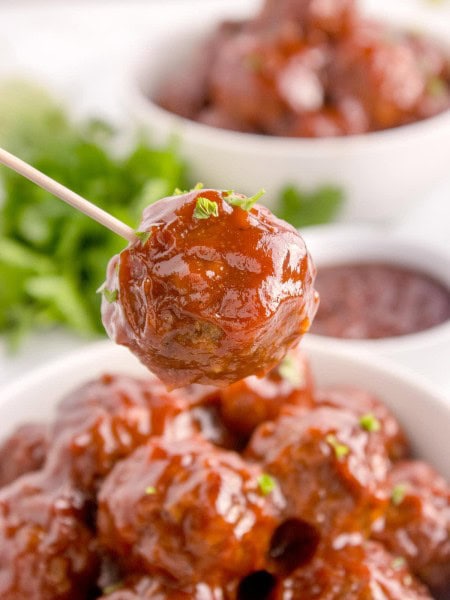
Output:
[51, 374, 196, 493]
[0, 422, 48, 488]
[218, 346, 314, 438]
[331, 23, 428, 130]
[373, 460, 450, 593]
[273, 541, 432, 599]
[0, 467, 98, 599]
[99, 576, 230, 600]
[313, 386, 409, 461]
[101, 189, 317, 388]
[98, 437, 285, 586]
[246, 405, 391, 535]
[257, 0, 357, 37]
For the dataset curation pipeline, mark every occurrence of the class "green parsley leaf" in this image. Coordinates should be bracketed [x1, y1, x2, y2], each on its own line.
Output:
[391, 483, 408, 506]
[426, 76, 447, 97]
[359, 413, 381, 432]
[224, 189, 265, 211]
[326, 434, 350, 460]
[257, 473, 276, 496]
[278, 353, 303, 388]
[145, 486, 157, 495]
[0, 80, 188, 348]
[275, 184, 344, 228]
[391, 556, 406, 571]
[135, 230, 152, 244]
[193, 182, 204, 190]
[102, 582, 123, 595]
[103, 288, 118, 303]
[193, 197, 219, 220]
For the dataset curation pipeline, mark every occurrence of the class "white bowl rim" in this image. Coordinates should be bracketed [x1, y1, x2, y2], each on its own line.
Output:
[1, 338, 448, 412]
[301, 223, 450, 349]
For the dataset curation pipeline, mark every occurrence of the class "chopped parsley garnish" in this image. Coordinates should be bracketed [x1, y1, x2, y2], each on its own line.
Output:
[134, 230, 152, 244]
[278, 353, 303, 388]
[257, 473, 276, 496]
[193, 197, 219, 220]
[102, 288, 118, 303]
[145, 486, 157, 495]
[102, 582, 123, 595]
[391, 483, 408, 506]
[326, 434, 350, 460]
[175, 182, 204, 195]
[224, 189, 266, 211]
[359, 413, 381, 432]
[427, 76, 447, 97]
[391, 556, 406, 570]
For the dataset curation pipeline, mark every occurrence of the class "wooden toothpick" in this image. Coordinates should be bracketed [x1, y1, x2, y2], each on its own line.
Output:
[0, 147, 136, 243]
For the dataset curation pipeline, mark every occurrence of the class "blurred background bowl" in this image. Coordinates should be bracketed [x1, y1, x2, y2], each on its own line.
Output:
[303, 224, 450, 387]
[127, 0, 450, 223]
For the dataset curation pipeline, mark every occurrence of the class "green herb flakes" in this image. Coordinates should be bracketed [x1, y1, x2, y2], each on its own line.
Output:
[193, 197, 219, 220]
[224, 189, 265, 211]
[278, 353, 303, 388]
[102, 289, 118, 304]
[391, 556, 406, 571]
[326, 434, 350, 460]
[135, 230, 152, 245]
[257, 473, 276, 496]
[391, 483, 408, 506]
[359, 413, 381, 432]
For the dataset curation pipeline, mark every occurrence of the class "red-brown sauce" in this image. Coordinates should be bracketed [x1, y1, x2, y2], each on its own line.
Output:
[101, 189, 318, 388]
[311, 263, 450, 339]
[156, 0, 450, 137]
[0, 349, 448, 599]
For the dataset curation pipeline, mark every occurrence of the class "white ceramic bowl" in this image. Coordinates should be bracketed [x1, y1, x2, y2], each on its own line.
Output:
[302, 224, 450, 388]
[0, 339, 449, 480]
[127, 0, 450, 223]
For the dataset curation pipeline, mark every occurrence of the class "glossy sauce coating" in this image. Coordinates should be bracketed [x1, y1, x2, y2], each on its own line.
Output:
[0, 367, 449, 598]
[101, 189, 317, 388]
[218, 345, 314, 438]
[98, 437, 285, 587]
[372, 460, 450, 595]
[0, 422, 48, 488]
[311, 263, 450, 339]
[246, 405, 391, 536]
[156, 0, 450, 136]
[0, 464, 98, 599]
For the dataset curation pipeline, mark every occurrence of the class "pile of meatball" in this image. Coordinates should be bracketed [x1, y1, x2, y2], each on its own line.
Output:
[156, 0, 450, 136]
[0, 347, 449, 599]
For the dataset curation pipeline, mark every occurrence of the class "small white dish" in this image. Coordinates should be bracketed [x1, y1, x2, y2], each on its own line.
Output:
[0, 339, 448, 479]
[302, 224, 450, 389]
[127, 0, 450, 222]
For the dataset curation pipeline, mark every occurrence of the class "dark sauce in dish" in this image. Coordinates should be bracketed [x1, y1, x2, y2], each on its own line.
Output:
[311, 262, 450, 339]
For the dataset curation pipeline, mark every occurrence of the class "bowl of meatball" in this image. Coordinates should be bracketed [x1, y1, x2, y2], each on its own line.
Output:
[0, 337, 449, 599]
[129, 0, 450, 222]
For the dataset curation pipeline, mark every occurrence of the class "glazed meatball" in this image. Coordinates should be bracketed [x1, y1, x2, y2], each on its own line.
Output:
[219, 346, 314, 438]
[273, 541, 432, 599]
[246, 405, 391, 535]
[99, 576, 230, 600]
[0, 422, 48, 488]
[313, 386, 409, 461]
[98, 437, 285, 586]
[0, 467, 98, 599]
[51, 374, 196, 493]
[101, 189, 317, 388]
[373, 460, 450, 593]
